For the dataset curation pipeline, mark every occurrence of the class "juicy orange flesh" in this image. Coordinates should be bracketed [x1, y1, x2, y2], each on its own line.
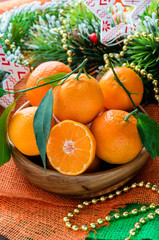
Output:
[46, 120, 95, 175]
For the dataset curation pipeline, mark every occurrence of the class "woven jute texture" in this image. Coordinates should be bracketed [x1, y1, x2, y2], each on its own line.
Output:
[0, 75, 159, 240]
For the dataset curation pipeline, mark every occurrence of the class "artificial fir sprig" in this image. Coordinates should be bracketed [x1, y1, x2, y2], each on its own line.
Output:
[0, 0, 73, 68]
[57, 0, 122, 71]
[125, 13, 159, 78]
[141, 0, 159, 19]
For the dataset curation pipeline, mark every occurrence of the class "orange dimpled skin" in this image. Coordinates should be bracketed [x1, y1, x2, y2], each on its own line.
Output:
[46, 120, 96, 175]
[99, 67, 144, 111]
[53, 73, 104, 124]
[26, 61, 72, 106]
[90, 110, 143, 164]
[8, 107, 56, 156]
[8, 107, 40, 156]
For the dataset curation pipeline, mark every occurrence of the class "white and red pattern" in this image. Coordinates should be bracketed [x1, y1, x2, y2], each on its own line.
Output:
[0, 44, 29, 108]
[84, 0, 151, 45]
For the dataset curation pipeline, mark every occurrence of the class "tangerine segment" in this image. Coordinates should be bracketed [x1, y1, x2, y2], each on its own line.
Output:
[53, 73, 104, 124]
[26, 61, 72, 106]
[99, 67, 144, 111]
[90, 110, 142, 164]
[46, 120, 96, 175]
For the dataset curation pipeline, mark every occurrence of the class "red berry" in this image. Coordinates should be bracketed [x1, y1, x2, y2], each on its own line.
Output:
[90, 33, 98, 44]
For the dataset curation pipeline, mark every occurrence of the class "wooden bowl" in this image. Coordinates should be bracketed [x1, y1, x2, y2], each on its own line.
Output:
[9, 102, 149, 198]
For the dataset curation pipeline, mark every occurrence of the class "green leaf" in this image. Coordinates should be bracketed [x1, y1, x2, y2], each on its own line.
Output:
[0, 88, 7, 98]
[33, 88, 53, 171]
[40, 72, 68, 87]
[0, 94, 23, 166]
[137, 112, 159, 159]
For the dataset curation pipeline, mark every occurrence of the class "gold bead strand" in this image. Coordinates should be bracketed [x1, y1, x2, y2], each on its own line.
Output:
[125, 209, 159, 240]
[59, 29, 73, 66]
[58, 6, 73, 67]
[4, 39, 11, 46]
[63, 183, 132, 230]
[103, 53, 109, 70]
[128, 62, 159, 104]
[63, 181, 159, 239]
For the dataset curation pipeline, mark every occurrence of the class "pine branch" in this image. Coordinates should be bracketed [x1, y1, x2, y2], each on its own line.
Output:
[125, 14, 159, 79]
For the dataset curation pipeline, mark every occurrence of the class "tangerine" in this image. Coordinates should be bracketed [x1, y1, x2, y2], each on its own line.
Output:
[8, 107, 56, 156]
[53, 73, 104, 124]
[90, 109, 142, 164]
[85, 156, 101, 173]
[46, 120, 96, 175]
[99, 67, 144, 111]
[26, 61, 72, 106]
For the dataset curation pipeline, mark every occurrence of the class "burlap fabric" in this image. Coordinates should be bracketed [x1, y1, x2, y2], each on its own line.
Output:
[0, 71, 158, 239]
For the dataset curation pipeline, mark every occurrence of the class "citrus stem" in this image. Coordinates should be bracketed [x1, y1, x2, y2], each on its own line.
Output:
[4, 58, 88, 95]
[108, 57, 137, 110]
[75, 68, 83, 81]
[124, 109, 139, 122]
[75, 61, 90, 81]
[83, 67, 91, 79]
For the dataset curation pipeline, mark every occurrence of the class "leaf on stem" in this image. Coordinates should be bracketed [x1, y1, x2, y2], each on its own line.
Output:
[40, 72, 68, 87]
[0, 93, 23, 166]
[33, 88, 53, 171]
[0, 89, 7, 98]
[137, 112, 159, 159]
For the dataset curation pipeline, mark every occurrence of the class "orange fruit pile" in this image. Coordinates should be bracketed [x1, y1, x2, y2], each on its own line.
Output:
[8, 62, 144, 175]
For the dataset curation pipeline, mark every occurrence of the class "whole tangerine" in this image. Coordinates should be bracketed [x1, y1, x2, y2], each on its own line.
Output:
[90, 109, 142, 164]
[8, 107, 56, 156]
[26, 61, 72, 106]
[53, 73, 104, 124]
[99, 67, 144, 111]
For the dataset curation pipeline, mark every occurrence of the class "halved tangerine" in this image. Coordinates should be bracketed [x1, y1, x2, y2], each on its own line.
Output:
[46, 120, 96, 175]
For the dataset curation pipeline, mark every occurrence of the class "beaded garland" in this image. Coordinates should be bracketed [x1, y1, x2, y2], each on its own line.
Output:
[63, 181, 159, 240]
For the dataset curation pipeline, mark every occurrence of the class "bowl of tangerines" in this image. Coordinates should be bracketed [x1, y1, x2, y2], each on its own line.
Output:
[7, 58, 155, 198]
